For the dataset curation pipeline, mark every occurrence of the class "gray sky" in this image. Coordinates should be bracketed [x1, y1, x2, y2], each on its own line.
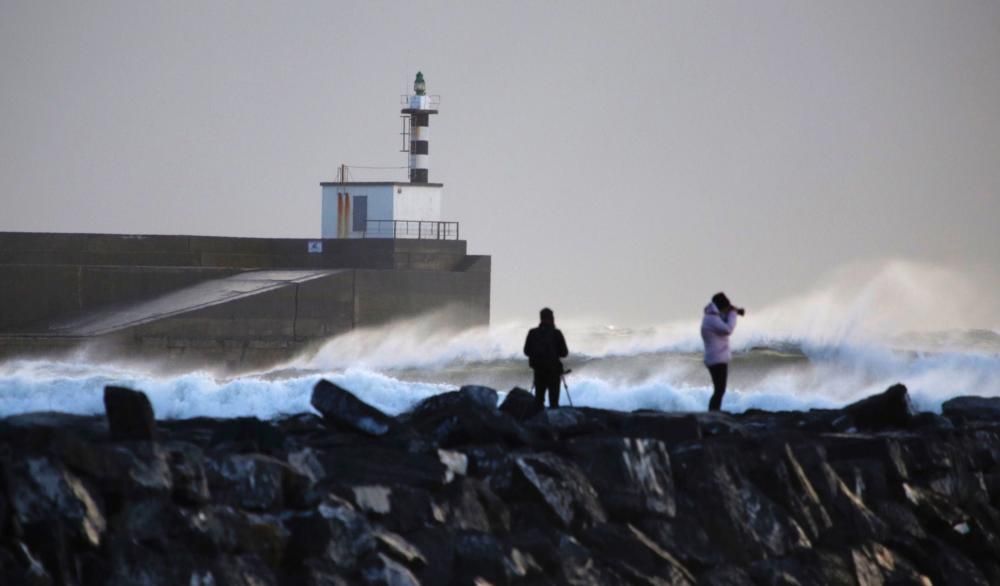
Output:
[2, 1, 998, 326]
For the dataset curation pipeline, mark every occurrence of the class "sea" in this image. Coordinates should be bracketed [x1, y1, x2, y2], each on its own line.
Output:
[1, 261, 998, 420]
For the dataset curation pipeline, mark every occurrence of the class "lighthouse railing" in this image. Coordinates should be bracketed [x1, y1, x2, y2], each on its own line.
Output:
[362, 220, 460, 240]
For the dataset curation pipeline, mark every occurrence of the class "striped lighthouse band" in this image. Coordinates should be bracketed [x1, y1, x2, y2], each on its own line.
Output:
[409, 112, 430, 183]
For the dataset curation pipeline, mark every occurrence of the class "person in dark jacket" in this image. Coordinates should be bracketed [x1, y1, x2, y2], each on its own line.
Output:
[523, 307, 569, 408]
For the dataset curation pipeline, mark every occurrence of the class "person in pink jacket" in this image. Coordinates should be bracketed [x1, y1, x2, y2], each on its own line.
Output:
[701, 292, 745, 411]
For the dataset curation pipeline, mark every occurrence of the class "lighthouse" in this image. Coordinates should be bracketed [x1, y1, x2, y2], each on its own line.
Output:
[401, 71, 438, 183]
[320, 72, 450, 240]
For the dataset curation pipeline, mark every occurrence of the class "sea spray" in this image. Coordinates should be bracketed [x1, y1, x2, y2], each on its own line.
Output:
[1, 260, 997, 420]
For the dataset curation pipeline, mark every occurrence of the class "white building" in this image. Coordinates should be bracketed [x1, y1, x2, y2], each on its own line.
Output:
[321, 72, 453, 240]
[320, 181, 452, 239]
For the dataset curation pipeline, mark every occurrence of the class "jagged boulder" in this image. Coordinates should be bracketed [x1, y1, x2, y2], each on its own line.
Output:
[311, 379, 394, 437]
[101, 443, 173, 497]
[510, 452, 607, 531]
[675, 446, 812, 563]
[285, 498, 375, 571]
[525, 407, 606, 438]
[316, 446, 449, 489]
[943, 396, 1000, 424]
[499, 387, 542, 422]
[103, 386, 156, 441]
[437, 478, 511, 533]
[580, 523, 696, 585]
[619, 411, 702, 444]
[459, 385, 499, 410]
[0, 541, 51, 586]
[843, 383, 915, 430]
[209, 417, 286, 453]
[206, 453, 302, 512]
[360, 552, 420, 586]
[10, 457, 106, 547]
[163, 441, 211, 504]
[567, 436, 677, 519]
[404, 389, 534, 448]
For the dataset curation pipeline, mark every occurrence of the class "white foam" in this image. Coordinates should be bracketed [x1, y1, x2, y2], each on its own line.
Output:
[1, 259, 997, 420]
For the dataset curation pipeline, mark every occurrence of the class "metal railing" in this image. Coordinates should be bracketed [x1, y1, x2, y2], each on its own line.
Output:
[362, 220, 460, 240]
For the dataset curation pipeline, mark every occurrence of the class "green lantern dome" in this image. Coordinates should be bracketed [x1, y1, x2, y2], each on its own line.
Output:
[414, 72, 426, 96]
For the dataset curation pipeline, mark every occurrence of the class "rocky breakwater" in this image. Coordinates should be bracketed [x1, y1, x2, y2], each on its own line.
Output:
[2, 382, 1000, 585]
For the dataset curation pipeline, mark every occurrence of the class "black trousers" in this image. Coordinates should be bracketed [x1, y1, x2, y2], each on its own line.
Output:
[534, 372, 562, 408]
[707, 363, 728, 412]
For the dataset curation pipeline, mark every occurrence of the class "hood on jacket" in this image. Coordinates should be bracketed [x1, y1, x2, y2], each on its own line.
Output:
[704, 302, 720, 316]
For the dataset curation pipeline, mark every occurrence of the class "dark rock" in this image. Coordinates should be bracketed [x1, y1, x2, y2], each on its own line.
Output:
[10, 457, 106, 547]
[636, 512, 724, 571]
[699, 564, 755, 586]
[452, 531, 510, 585]
[873, 499, 927, 541]
[459, 385, 499, 410]
[438, 478, 510, 533]
[525, 407, 606, 438]
[406, 527, 455, 586]
[372, 528, 427, 568]
[210, 417, 286, 453]
[285, 498, 374, 570]
[103, 386, 157, 442]
[913, 411, 955, 430]
[498, 387, 542, 422]
[510, 452, 607, 531]
[404, 390, 534, 448]
[359, 553, 420, 586]
[381, 486, 436, 534]
[210, 555, 279, 586]
[207, 453, 299, 511]
[580, 523, 696, 585]
[463, 444, 512, 478]
[691, 411, 748, 438]
[22, 521, 73, 585]
[311, 379, 394, 437]
[104, 538, 201, 586]
[619, 411, 702, 445]
[744, 443, 833, 544]
[817, 462, 889, 544]
[676, 446, 811, 563]
[919, 538, 991, 586]
[316, 446, 448, 489]
[843, 383, 915, 430]
[567, 436, 676, 519]
[214, 508, 290, 567]
[1, 541, 52, 586]
[294, 559, 353, 586]
[554, 534, 621, 585]
[163, 441, 211, 504]
[942, 396, 1000, 424]
[903, 482, 970, 535]
[102, 443, 174, 498]
[349, 485, 393, 515]
[849, 542, 932, 585]
[821, 434, 910, 486]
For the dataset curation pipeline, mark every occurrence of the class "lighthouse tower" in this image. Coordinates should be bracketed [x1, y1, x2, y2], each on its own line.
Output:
[401, 71, 438, 183]
[320, 72, 450, 240]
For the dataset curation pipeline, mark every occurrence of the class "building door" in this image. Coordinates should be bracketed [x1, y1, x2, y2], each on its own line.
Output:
[352, 195, 368, 235]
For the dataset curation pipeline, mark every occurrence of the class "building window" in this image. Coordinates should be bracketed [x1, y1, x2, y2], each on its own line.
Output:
[352, 195, 368, 233]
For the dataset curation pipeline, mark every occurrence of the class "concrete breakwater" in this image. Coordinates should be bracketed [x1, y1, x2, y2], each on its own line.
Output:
[2, 382, 1000, 585]
[0, 232, 490, 371]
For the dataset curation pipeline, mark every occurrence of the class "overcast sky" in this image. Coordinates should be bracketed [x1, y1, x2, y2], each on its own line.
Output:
[2, 1, 998, 326]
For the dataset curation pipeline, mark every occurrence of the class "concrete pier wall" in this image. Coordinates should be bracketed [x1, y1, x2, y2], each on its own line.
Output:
[0, 232, 490, 371]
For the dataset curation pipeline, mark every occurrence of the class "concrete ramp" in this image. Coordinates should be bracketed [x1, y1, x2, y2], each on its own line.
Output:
[47, 270, 343, 336]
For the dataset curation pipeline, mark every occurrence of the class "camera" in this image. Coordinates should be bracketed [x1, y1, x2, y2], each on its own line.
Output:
[736, 308, 746, 316]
